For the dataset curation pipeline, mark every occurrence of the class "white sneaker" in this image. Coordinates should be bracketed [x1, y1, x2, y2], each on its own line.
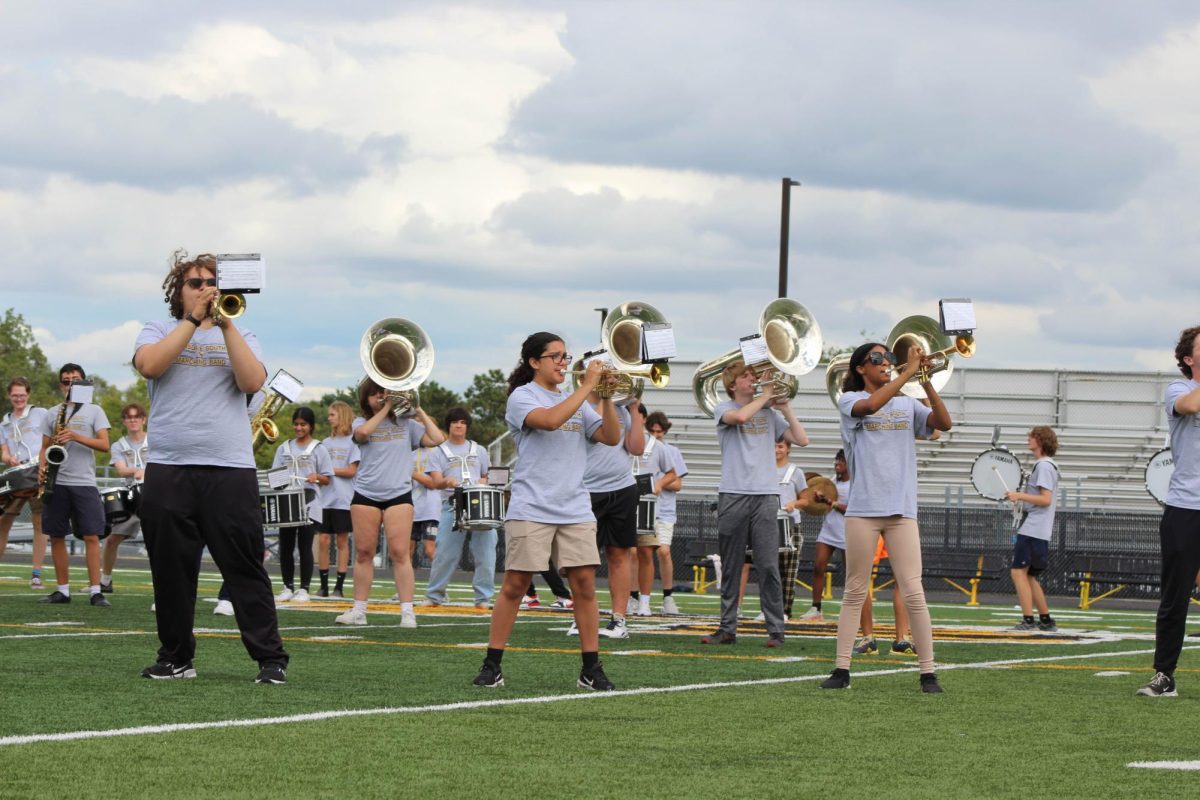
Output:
[400, 610, 417, 629]
[754, 611, 766, 622]
[550, 598, 574, 610]
[599, 617, 630, 639]
[213, 599, 235, 616]
[275, 587, 294, 602]
[625, 597, 639, 615]
[150, 602, 156, 612]
[637, 598, 652, 617]
[566, 620, 579, 636]
[661, 596, 681, 615]
[292, 588, 310, 603]
[388, 593, 400, 603]
[798, 606, 823, 622]
[335, 608, 367, 625]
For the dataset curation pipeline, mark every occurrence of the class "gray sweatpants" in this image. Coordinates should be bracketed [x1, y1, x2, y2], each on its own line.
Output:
[716, 493, 786, 636]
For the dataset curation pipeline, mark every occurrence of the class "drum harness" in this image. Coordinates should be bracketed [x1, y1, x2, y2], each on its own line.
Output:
[440, 441, 479, 531]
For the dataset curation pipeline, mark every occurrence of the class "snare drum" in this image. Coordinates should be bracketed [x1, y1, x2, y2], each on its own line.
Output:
[456, 486, 505, 531]
[100, 486, 137, 524]
[636, 495, 657, 533]
[747, 511, 797, 556]
[970, 448, 1023, 501]
[1145, 447, 1173, 506]
[260, 488, 309, 528]
[0, 462, 39, 500]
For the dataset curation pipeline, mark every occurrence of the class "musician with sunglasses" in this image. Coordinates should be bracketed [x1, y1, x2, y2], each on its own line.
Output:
[821, 342, 951, 693]
[133, 249, 289, 684]
[0, 377, 49, 584]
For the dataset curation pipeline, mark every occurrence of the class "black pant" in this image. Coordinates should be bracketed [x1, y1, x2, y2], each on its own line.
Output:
[527, 559, 571, 599]
[141, 464, 288, 667]
[279, 524, 316, 590]
[1154, 505, 1200, 674]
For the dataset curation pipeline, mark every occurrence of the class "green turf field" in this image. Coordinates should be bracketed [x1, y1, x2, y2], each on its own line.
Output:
[1, 559, 1198, 799]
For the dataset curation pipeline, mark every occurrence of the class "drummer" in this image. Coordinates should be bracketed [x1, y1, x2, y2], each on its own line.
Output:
[0, 377, 49, 584]
[631, 404, 677, 617]
[100, 402, 148, 594]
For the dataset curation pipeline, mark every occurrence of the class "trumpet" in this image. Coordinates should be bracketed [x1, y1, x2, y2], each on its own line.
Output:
[360, 317, 434, 418]
[887, 315, 975, 397]
[572, 301, 672, 405]
[692, 298, 822, 417]
[211, 292, 246, 326]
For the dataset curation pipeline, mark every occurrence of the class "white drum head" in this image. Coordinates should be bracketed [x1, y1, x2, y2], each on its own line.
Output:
[1145, 447, 1174, 506]
[971, 448, 1023, 501]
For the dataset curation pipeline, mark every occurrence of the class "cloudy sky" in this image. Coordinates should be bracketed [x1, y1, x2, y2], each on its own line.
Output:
[3, 1, 1199, 398]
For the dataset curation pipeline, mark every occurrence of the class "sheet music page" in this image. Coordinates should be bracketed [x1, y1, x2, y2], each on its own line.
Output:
[940, 299, 975, 332]
[738, 334, 769, 365]
[216, 253, 265, 293]
[266, 467, 292, 489]
[641, 323, 676, 360]
[582, 348, 610, 368]
[68, 383, 95, 405]
[269, 369, 304, 402]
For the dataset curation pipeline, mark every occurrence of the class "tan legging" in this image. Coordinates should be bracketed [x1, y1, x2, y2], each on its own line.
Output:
[835, 516, 935, 673]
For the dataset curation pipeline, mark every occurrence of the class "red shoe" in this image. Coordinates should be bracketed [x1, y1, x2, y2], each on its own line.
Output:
[520, 595, 540, 608]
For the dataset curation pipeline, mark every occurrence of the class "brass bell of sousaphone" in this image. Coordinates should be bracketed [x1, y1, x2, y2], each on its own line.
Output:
[886, 315, 975, 398]
[572, 301, 671, 406]
[360, 317, 435, 417]
[692, 298, 823, 417]
[824, 353, 852, 408]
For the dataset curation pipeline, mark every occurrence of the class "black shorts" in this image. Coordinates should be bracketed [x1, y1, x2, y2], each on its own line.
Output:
[351, 491, 413, 511]
[1012, 534, 1049, 576]
[318, 508, 352, 534]
[42, 484, 107, 540]
[591, 484, 639, 549]
[411, 520, 439, 541]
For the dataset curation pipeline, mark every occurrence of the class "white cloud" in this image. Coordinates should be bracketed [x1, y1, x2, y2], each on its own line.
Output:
[33, 320, 145, 386]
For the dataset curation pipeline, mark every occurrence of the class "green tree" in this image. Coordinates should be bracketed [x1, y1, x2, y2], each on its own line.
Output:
[463, 368, 508, 446]
[0, 308, 58, 405]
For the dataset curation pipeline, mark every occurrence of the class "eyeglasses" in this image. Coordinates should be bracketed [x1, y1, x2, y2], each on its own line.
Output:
[866, 351, 898, 366]
[539, 352, 573, 364]
[184, 277, 218, 289]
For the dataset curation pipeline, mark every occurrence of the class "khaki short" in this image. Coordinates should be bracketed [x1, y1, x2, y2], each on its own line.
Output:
[654, 519, 675, 546]
[505, 520, 599, 572]
[636, 532, 659, 548]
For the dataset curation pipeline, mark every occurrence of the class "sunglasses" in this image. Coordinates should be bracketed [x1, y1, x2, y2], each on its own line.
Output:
[866, 351, 898, 366]
[184, 277, 218, 289]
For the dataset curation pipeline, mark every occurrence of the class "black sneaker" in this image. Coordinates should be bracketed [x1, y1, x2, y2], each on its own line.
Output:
[1136, 671, 1177, 697]
[700, 630, 736, 645]
[38, 590, 70, 604]
[473, 659, 504, 688]
[100, 582, 114, 594]
[578, 661, 615, 691]
[90, 593, 111, 607]
[332, 588, 344, 599]
[920, 673, 944, 693]
[819, 668, 850, 689]
[765, 633, 785, 648]
[141, 661, 197, 679]
[316, 587, 329, 598]
[255, 663, 288, 684]
[1037, 617, 1058, 632]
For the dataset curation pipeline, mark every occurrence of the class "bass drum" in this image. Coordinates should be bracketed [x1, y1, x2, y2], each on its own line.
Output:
[970, 448, 1023, 501]
[1145, 447, 1173, 506]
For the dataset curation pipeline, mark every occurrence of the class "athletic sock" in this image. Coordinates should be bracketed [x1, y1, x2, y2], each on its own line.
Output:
[813, 601, 821, 611]
[88, 585, 101, 595]
[663, 588, 673, 597]
[1039, 614, 1053, 624]
[100, 574, 112, 586]
[31, 569, 41, 578]
[319, 569, 329, 591]
[353, 600, 368, 613]
[486, 647, 504, 665]
[57, 584, 70, 597]
[639, 593, 650, 603]
[401, 602, 413, 614]
[335, 572, 346, 591]
[582, 651, 599, 669]
[629, 591, 638, 600]
[1023, 615, 1035, 624]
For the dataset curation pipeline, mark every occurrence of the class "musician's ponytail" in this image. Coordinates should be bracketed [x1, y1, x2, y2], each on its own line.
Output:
[507, 332, 563, 395]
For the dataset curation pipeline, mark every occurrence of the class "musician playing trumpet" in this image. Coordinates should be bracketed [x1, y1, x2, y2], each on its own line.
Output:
[37, 364, 110, 606]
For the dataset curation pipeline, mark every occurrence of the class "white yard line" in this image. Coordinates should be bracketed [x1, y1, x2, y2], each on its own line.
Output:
[1127, 761, 1200, 771]
[0, 644, 1187, 749]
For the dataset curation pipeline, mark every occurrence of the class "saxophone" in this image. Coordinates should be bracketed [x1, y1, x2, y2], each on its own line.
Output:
[39, 402, 71, 498]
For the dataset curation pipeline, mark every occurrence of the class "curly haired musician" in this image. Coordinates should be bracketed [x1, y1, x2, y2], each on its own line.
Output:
[1005, 426, 1059, 633]
[0, 377, 49, 582]
[134, 249, 289, 684]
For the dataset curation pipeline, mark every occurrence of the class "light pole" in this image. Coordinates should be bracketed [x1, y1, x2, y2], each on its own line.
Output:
[778, 178, 801, 298]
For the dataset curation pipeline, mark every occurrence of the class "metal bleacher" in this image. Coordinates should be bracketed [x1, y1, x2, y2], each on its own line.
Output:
[638, 361, 1177, 514]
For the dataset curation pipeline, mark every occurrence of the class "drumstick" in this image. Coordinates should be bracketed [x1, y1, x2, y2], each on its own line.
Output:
[991, 465, 1013, 495]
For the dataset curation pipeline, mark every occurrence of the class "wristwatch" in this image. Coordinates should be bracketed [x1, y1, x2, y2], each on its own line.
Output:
[184, 313, 202, 327]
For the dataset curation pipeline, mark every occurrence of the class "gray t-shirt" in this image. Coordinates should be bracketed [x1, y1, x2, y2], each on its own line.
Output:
[656, 442, 688, 523]
[817, 477, 851, 549]
[776, 463, 806, 523]
[320, 434, 361, 511]
[272, 438, 334, 522]
[2, 407, 49, 463]
[505, 382, 603, 524]
[1018, 458, 1059, 541]
[134, 320, 264, 468]
[714, 399, 788, 495]
[583, 404, 638, 494]
[110, 434, 149, 487]
[412, 448, 442, 522]
[41, 403, 110, 488]
[838, 391, 934, 519]
[430, 440, 491, 501]
[352, 415, 426, 502]
[1166, 378, 1200, 510]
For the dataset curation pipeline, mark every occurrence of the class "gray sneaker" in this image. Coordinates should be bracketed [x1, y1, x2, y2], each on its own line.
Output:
[1011, 620, 1038, 632]
[1136, 671, 1177, 697]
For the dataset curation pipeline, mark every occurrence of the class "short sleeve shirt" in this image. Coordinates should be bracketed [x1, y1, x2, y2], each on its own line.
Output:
[352, 416, 426, 501]
[429, 440, 491, 502]
[583, 404, 638, 493]
[41, 403, 110, 488]
[1018, 459, 1059, 541]
[838, 391, 934, 519]
[1166, 378, 1200, 510]
[320, 434, 361, 511]
[110, 434, 150, 487]
[714, 399, 788, 494]
[2, 407, 49, 463]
